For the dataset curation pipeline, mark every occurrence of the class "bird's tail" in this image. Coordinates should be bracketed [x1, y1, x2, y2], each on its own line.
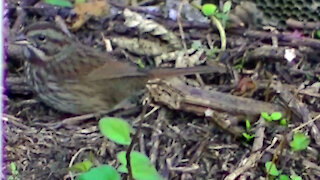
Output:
[148, 63, 226, 78]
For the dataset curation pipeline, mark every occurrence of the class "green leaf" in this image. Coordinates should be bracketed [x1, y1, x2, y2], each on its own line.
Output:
[245, 119, 251, 131]
[278, 174, 290, 180]
[216, 13, 228, 24]
[9, 162, 18, 175]
[10, 162, 17, 172]
[136, 59, 145, 69]
[290, 132, 310, 151]
[43, 0, 72, 7]
[270, 112, 282, 121]
[69, 160, 93, 173]
[315, 30, 320, 39]
[233, 57, 245, 70]
[242, 133, 254, 141]
[222, 1, 232, 13]
[205, 47, 219, 59]
[201, 4, 217, 17]
[76, 165, 120, 180]
[265, 161, 281, 176]
[99, 117, 133, 145]
[279, 118, 287, 126]
[191, 40, 202, 50]
[290, 175, 302, 180]
[261, 112, 272, 121]
[117, 151, 163, 180]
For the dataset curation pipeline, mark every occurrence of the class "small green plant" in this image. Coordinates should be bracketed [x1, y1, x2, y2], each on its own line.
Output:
[261, 112, 287, 124]
[242, 119, 254, 141]
[69, 159, 93, 173]
[215, 1, 232, 27]
[265, 161, 281, 176]
[7, 162, 20, 180]
[290, 132, 310, 151]
[74, 117, 163, 180]
[195, 1, 232, 51]
[43, 0, 73, 7]
[242, 132, 255, 141]
[265, 161, 303, 180]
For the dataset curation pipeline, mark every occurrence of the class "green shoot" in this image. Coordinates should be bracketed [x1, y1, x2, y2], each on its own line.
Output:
[210, 16, 226, 50]
[69, 160, 93, 173]
[216, 1, 232, 27]
[261, 112, 285, 123]
[245, 119, 251, 131]
[242, 132, 254, 142]
[196, 2, 230, 51]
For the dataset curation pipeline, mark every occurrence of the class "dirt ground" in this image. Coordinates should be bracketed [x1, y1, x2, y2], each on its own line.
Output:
[4, 0, 320, 179]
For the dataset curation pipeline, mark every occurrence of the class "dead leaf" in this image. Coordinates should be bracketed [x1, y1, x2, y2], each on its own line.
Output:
[72, 0, 110, 30]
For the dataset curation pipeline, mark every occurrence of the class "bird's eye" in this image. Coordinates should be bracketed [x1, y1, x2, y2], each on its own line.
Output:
[37, 34, 46, 42]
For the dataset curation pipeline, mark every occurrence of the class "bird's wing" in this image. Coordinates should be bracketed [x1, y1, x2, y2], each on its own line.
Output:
[84, 59, 147, 81]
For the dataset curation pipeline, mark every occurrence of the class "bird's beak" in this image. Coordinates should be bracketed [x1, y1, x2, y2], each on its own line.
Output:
[13, 35, 29, 45]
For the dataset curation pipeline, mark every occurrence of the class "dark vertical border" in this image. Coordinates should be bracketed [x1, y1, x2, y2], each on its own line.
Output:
[1, 0, 6, 179]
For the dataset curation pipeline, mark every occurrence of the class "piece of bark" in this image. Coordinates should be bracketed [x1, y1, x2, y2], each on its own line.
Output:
[147, 79, 285, 116]
[147, 79, 286, 136]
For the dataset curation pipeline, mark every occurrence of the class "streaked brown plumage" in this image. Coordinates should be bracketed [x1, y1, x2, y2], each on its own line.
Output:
[16, 22, 221, 114]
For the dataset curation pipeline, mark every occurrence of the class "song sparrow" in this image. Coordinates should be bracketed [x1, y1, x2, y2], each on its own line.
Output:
[14, 21, 221, 114]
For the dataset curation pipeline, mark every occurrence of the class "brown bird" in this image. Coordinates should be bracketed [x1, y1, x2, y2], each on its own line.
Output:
[14, 22, 222, 114]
